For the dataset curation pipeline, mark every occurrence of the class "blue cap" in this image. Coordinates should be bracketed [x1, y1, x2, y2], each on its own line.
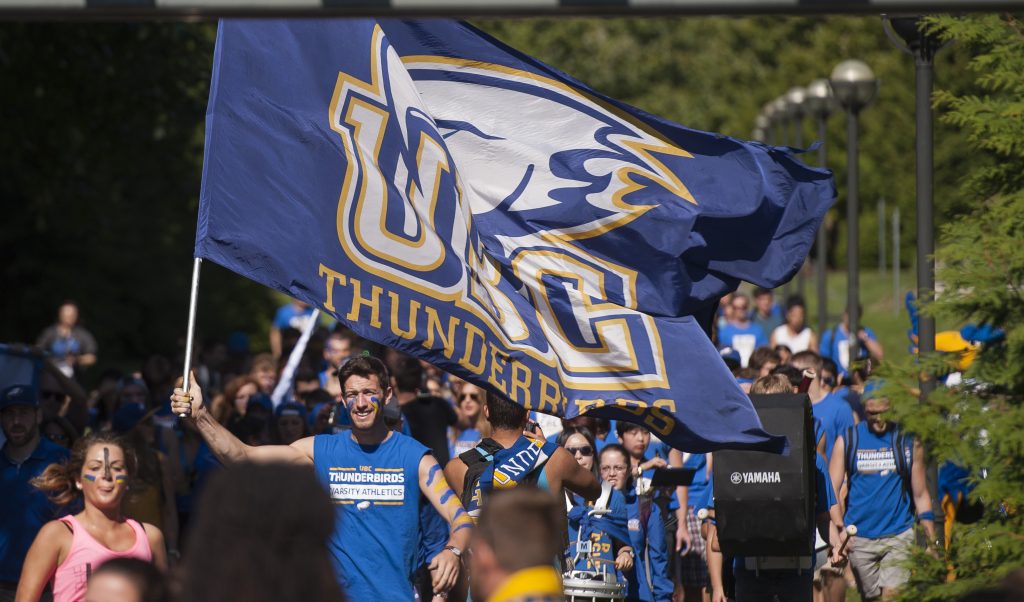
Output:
[863, 380, 884, 400]
[719, 347, 741, 364]
[275, 402, 308, 421]
[308, 402, 327, 427]
[247, 393, 273, 414]
[112, 403, 148, 433]
[0, 385, 38, 410]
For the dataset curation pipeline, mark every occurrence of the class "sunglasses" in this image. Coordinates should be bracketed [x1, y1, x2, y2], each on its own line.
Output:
[566, 446, 594, 457]
[459, 392, 480, 401]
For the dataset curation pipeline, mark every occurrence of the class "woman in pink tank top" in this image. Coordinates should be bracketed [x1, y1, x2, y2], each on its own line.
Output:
[15, 431, 167, 602]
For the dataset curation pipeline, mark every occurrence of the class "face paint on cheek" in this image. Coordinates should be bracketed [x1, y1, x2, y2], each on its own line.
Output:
[114, 475, 128, 484]
[83, 474, 97, 482]
[103, 447, 111, 480]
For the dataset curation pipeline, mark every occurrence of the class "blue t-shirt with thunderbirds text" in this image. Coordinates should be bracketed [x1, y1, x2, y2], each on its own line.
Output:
[314, 431, 429, 600]
[844, 422, 915, 539]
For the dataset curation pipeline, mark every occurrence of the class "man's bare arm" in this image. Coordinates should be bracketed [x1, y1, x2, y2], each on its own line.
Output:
[910, 439, 936, 542]
[171, 373, 313, 466]
[829, 436, 847, 516]
[420, 455, 472, 594]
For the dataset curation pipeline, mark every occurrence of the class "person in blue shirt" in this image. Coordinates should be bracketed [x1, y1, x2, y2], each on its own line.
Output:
[318, 331, 353, 388]
[600, 444, 673, 602]
[819, 306, 885, 378]
[558, 427, 634, 581]
[718, 293, 769, 368]
[0, 385, 70, 597]
[669, 449, 711, 602]
[170, 356, 472, 601]
[752, 287, 785, 337]
[792, 352, 858, 462]
[269, 299, 317, 360]
[450, 382, 486, 460]
[829, 390, 935, 601]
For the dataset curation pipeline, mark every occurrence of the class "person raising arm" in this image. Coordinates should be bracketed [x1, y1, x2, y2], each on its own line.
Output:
[170, 356, 470, 600]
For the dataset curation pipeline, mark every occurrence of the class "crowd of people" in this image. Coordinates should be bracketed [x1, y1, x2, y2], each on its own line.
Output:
[0, 292, 1007, 602]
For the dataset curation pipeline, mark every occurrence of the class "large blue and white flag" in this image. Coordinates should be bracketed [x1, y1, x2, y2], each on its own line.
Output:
[197, 19, 835, 453]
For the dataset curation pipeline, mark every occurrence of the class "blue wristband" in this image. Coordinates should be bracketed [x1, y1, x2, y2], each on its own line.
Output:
[918, 511, 935, 522]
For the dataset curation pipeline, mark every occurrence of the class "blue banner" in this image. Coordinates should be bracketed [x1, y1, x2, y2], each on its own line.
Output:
[196, 19, 835, 453]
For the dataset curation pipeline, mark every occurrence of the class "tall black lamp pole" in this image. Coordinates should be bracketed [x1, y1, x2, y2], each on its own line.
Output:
[830, 60, 879, 364]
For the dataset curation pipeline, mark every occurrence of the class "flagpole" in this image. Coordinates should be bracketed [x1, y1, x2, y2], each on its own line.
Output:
[179, 257, 203, 417]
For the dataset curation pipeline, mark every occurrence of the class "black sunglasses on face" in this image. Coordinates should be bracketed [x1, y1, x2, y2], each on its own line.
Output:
[565, 445, 594, 457]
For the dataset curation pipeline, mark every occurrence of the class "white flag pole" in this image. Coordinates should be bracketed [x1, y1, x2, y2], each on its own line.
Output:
[179, 257, 203, 417]
[271, 308, 320, 408]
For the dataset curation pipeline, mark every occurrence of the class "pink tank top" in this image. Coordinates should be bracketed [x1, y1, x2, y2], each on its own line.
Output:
[51, 514, 153, 602]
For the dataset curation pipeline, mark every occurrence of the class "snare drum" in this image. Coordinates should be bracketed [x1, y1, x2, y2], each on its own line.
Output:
[562, 570, 625, 602]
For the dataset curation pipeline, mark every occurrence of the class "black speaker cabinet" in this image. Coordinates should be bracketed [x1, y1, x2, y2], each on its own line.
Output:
[712, 393, 814, 557]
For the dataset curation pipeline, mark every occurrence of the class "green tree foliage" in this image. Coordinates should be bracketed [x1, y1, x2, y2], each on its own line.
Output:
[475, 16, 979, 272]
[0, 24, 274, 367]
[881, 14, 1024, 600]
[0, 17, 995, 367]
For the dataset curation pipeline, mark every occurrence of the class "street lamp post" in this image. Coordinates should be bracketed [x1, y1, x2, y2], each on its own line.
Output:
[773, 95, 793, 299]
[804, 78, 835, 337]
[886, 15, 942, 385]
[753, 113, 770, 143]
[786, 86, 809, 301]
[830, 59, 878, 364]
[885, 13, 947, 547]
[762, 102, 778, 145]
[786, 86, 807, 149]
[772, 97, 790, 146]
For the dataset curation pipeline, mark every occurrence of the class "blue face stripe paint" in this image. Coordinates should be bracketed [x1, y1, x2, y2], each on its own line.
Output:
[83, 474, 97, 482]
[439, 489, 454, 505]
[427, 464, 441, 485]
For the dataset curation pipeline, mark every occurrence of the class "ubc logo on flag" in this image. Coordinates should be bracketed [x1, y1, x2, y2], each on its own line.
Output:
[328, 25, 669, 391]
[197, 19, 835, 452]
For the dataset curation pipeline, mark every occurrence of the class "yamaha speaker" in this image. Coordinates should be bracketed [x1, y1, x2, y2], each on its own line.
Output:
[712, 393, 814, 557]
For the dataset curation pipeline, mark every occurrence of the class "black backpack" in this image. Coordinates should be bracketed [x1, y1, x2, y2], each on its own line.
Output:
[458, 437, 548, 516]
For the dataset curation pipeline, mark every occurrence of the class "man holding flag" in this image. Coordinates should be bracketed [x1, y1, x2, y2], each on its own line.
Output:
[192, 18, 833, 457]
[170, 356, 472, 600]
[181, 15, 835, 600]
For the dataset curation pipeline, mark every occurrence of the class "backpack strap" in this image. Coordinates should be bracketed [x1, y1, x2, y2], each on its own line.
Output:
[890, 429, 916, 510]
[458, 438, 504, 510]
[844, 425, 858, 478]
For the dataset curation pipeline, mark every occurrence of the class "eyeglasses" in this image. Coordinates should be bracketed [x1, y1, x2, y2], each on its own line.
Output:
[600, 465, 628, 474]
[459, 392, 480, 401]
[565, 446, 594, 457]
